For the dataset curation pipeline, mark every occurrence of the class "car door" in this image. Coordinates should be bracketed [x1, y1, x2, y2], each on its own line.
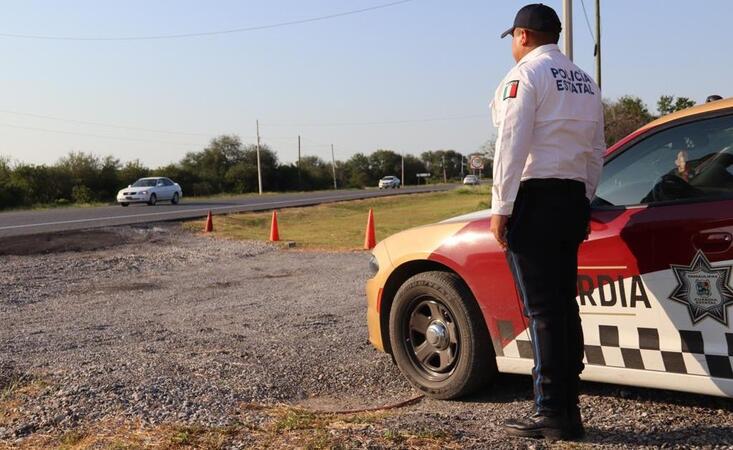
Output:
[155, 179, 169, 200]
[163, 178, 175, 199]
[642, 114, 733, 381]
[583, 112, 733, 385]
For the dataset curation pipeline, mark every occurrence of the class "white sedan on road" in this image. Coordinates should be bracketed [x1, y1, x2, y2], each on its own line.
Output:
[463, 174, 480, 185]
[378, 176, 401, 189]
[117, 177, 182, 207]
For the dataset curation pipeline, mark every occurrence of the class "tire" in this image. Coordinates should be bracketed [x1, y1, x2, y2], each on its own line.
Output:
[120, 202, 129, 207]
[171, 192, 179, 205]
[389, 271, 496, 399]
[147, 194, 157, 206]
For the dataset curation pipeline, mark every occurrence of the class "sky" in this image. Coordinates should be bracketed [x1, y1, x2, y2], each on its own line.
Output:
[0, 0, 730, 168]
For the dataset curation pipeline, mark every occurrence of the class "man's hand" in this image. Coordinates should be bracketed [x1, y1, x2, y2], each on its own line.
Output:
[490, 214, 509, 250]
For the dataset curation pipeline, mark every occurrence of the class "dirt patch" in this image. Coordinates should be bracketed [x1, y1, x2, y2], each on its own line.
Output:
[0, 229, 127, 256]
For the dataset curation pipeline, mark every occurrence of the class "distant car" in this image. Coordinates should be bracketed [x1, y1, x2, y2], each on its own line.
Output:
[379, 176, 401, 189]
[117, 177, 182, 207]
[463, 175, 480, 185]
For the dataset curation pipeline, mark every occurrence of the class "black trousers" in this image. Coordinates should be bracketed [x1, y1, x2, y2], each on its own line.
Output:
[505, 178, 590, 417]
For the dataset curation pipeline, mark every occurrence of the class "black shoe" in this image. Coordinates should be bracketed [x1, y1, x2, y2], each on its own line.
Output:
[504, 412, 583, 441]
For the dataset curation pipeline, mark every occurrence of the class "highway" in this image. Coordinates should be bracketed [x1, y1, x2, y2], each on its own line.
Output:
[0, 184, 457, 238]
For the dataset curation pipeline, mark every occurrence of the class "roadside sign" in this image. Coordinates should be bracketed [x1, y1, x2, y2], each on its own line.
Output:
[416, 173, 431, 178]
[470, 156, 484, 170]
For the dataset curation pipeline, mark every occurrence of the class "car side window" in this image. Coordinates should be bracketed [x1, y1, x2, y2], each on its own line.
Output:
[593, 114, 733, 207]
[163, 179, 173, 186]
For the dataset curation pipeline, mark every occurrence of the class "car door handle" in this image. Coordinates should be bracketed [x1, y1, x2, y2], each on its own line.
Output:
[693, 232, 733, 253]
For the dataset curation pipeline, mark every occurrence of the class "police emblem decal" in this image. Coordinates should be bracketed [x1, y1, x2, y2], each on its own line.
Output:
[503, 80, 519, 100]
[668, 250, 733, 326]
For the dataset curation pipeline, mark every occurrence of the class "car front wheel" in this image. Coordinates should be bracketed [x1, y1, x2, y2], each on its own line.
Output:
[148, 194, 157, 206]
[389, 271, 496, 399]
[171, 192, 180, 205]
[120, 202, 129, 207]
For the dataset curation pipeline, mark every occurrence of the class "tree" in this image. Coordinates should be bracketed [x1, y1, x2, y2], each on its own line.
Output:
[603, 96, 653, 147]
[119, 159, 150, 185]
[476, 138, 496, 174]
[368, 150, 401, 179]
[179, 135, 278, 194]
[420, 150, 463, 181]
[343, 153, 373, 188]
[402, 154, 427, 186]
[657, 95, 696, 116]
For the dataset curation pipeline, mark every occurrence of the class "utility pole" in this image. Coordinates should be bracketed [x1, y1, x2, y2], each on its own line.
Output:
[256, 120, 263, 195]
[563, 0, 573, 61]
[595, 0, 602, 88]
[331, 144, 337, 190]
[401, 154, 405, 187]
[297, 135, 302, 190]
[442, 154, 447, 184]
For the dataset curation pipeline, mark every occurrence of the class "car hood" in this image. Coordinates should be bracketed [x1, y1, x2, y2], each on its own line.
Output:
[119, 187, 152, 194]
[378, 208, 496, 267]
[439, 209, 491, 224]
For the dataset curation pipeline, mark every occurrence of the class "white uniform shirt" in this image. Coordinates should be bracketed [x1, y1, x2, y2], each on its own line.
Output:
[490, 44, 605, 216]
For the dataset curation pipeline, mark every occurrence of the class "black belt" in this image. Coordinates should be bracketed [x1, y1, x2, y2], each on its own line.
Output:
[519, 178, 585, 194]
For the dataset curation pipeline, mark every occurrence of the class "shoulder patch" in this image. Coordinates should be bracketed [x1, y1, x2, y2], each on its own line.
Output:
[503, 80, 519, 100]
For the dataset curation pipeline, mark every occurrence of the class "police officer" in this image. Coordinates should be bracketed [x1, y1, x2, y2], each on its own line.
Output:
[489, 4, 605, 440]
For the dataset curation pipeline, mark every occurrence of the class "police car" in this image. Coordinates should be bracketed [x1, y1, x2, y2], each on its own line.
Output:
[366, 98, 733, 400]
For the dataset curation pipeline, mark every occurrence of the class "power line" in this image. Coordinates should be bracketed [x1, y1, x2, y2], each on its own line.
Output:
[261, 113, 488, 128]
[579, 0, 597, 46]
[0, 109, 214, 137]
[0, 0, 415, 41]
[0, 122, 205, 146]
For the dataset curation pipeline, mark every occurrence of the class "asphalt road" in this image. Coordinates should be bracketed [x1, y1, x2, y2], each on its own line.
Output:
[0, 184, 456, 238]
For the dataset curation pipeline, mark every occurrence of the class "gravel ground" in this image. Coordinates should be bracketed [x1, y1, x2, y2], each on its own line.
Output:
[1, 224, 733, 448]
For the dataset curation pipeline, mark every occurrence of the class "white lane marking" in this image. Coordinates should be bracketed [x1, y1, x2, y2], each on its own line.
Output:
[578, 266, 629, 270]
[0, 189, 439, 231]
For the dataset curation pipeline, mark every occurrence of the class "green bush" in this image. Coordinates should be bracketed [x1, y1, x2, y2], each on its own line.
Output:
[71, 185, 95, 204]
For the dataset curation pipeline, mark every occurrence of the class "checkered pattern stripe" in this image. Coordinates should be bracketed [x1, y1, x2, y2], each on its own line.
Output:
[496, 320, 733, 379]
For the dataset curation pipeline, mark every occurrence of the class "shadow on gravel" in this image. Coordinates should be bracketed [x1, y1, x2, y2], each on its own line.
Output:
[459, 373, 733, 410]
[458, 374, 533, 405]
[583, 426, 733, 446]
[581, 380, 733, 410]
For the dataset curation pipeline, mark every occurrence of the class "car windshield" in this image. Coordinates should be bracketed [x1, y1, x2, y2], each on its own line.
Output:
[132, 179, 157, 187]
[381, 177, 394, 180]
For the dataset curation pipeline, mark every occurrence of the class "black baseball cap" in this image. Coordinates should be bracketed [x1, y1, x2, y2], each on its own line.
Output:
[501, 3, 562, 38]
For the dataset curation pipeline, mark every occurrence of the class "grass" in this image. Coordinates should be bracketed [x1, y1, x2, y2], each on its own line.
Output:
[183, 185, 490, 250]
[11, 404, 459, 449]
[0, 374, 48, 432]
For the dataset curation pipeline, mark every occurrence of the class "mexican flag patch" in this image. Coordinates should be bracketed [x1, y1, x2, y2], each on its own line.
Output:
[503, 80, 519, 100]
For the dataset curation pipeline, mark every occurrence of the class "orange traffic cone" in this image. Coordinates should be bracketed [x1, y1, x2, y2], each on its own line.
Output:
[269, 211, 280, 241]
[204, 210, 214, 233]
[364, 208, 376, 250]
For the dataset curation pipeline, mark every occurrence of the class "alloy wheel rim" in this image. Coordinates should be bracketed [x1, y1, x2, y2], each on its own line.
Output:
[405, 297, 459, 381]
